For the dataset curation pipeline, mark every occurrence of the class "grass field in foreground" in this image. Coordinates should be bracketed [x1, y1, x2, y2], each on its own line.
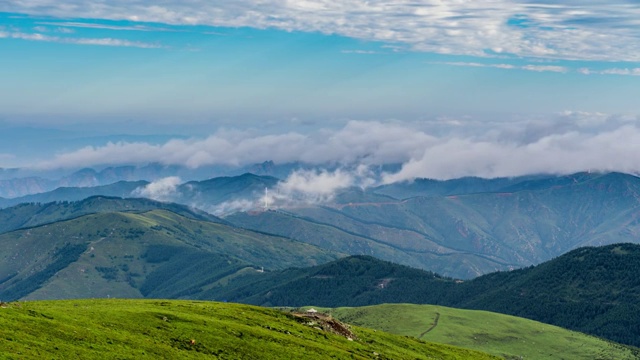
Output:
[317, 303, 639, 360]
[0, 299, 497, 359]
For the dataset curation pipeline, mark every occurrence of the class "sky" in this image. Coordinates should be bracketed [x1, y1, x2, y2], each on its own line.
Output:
[1, 1, 640, 180]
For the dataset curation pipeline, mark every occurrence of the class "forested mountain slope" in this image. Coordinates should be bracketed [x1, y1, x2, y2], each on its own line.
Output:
[231, 172, 640, 278]
[0, 209, 340, 302]
[215, 244, 640, 347]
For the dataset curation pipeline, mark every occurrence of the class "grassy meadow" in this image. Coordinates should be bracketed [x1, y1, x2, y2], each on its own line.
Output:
[0, 299, 498, 359]
[318, 303, 639, 360]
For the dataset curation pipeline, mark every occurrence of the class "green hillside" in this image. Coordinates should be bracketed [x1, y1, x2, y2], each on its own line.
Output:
[0, 299, 497, 360]
[213, 245, 640, 348]
[213, 255, 455, 307]
[0, 209, 340, 301]
[318, 304, 639, 360]
[0, 196, 226, 235]
[439, 243, 640, 348]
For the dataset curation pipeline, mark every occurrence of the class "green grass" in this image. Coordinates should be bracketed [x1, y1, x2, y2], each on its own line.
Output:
[0, 299, 498, 359]
[315, 304, 639, 360]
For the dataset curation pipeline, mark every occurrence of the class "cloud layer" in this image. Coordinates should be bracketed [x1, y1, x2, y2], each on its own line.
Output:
[33, 112, 640, 181]
[2, 1, 640, 61]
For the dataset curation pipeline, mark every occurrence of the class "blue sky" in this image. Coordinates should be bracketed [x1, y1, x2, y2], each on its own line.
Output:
[1, 1, 640, 178]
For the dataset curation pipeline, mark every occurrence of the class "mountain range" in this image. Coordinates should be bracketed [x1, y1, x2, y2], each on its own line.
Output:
[3, 171, 640, 280]
[229, 171, 640, 278]
[0, 161, 311, 198]
[2, 191, 640, 347]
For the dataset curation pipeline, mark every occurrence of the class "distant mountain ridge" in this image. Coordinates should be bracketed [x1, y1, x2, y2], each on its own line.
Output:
[230, 171, 640, 278]
[0, 161, 320, 198]
[4, 171, 640, 278]
[373, 171, 605, 199]
[0, 195, 227, 235]
[0, 181, 150, 208]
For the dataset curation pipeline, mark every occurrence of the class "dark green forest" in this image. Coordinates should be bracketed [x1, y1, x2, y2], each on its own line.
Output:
[216, 244, 640, 348]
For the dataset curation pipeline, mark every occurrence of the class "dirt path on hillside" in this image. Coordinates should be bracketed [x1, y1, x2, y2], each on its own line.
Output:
[418, 312, 440, 339]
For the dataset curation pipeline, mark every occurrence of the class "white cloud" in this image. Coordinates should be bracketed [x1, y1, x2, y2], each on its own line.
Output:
[32, 113, 640, 182]
[36, 21, 173, 32]
[56, 27, 75, 34]
[572, 67, 640, 77]
[521, 65, 567, 73]
[205, 199, 256, 216]
[577, 67, 591, 75]
[34, 121, 433, 170]
[600, 68, 640, 76]
[382, 125, 640, 182]
[70, 37, 161, 48]
[0, 30, 162, 48]
[254, 167, 378, 210]
[433, 62, 566, 73]
[275, 169, 354, 202]
[341, 50, 379, 54]
[132, 176, 182, 201]
[2, 1, 640, 61]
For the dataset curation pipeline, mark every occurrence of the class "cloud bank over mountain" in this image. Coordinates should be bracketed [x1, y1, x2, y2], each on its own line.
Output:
[29, 112, 640, 181]
[3, 0, 640, 62]
[131, 176, 181, 201]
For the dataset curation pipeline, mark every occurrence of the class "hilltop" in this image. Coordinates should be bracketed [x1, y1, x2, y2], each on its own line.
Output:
[211, 255, 455, 307]
[0, 299, 497, 359]
[0, 195, 226, 235]
[320, 303, 640, 360]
